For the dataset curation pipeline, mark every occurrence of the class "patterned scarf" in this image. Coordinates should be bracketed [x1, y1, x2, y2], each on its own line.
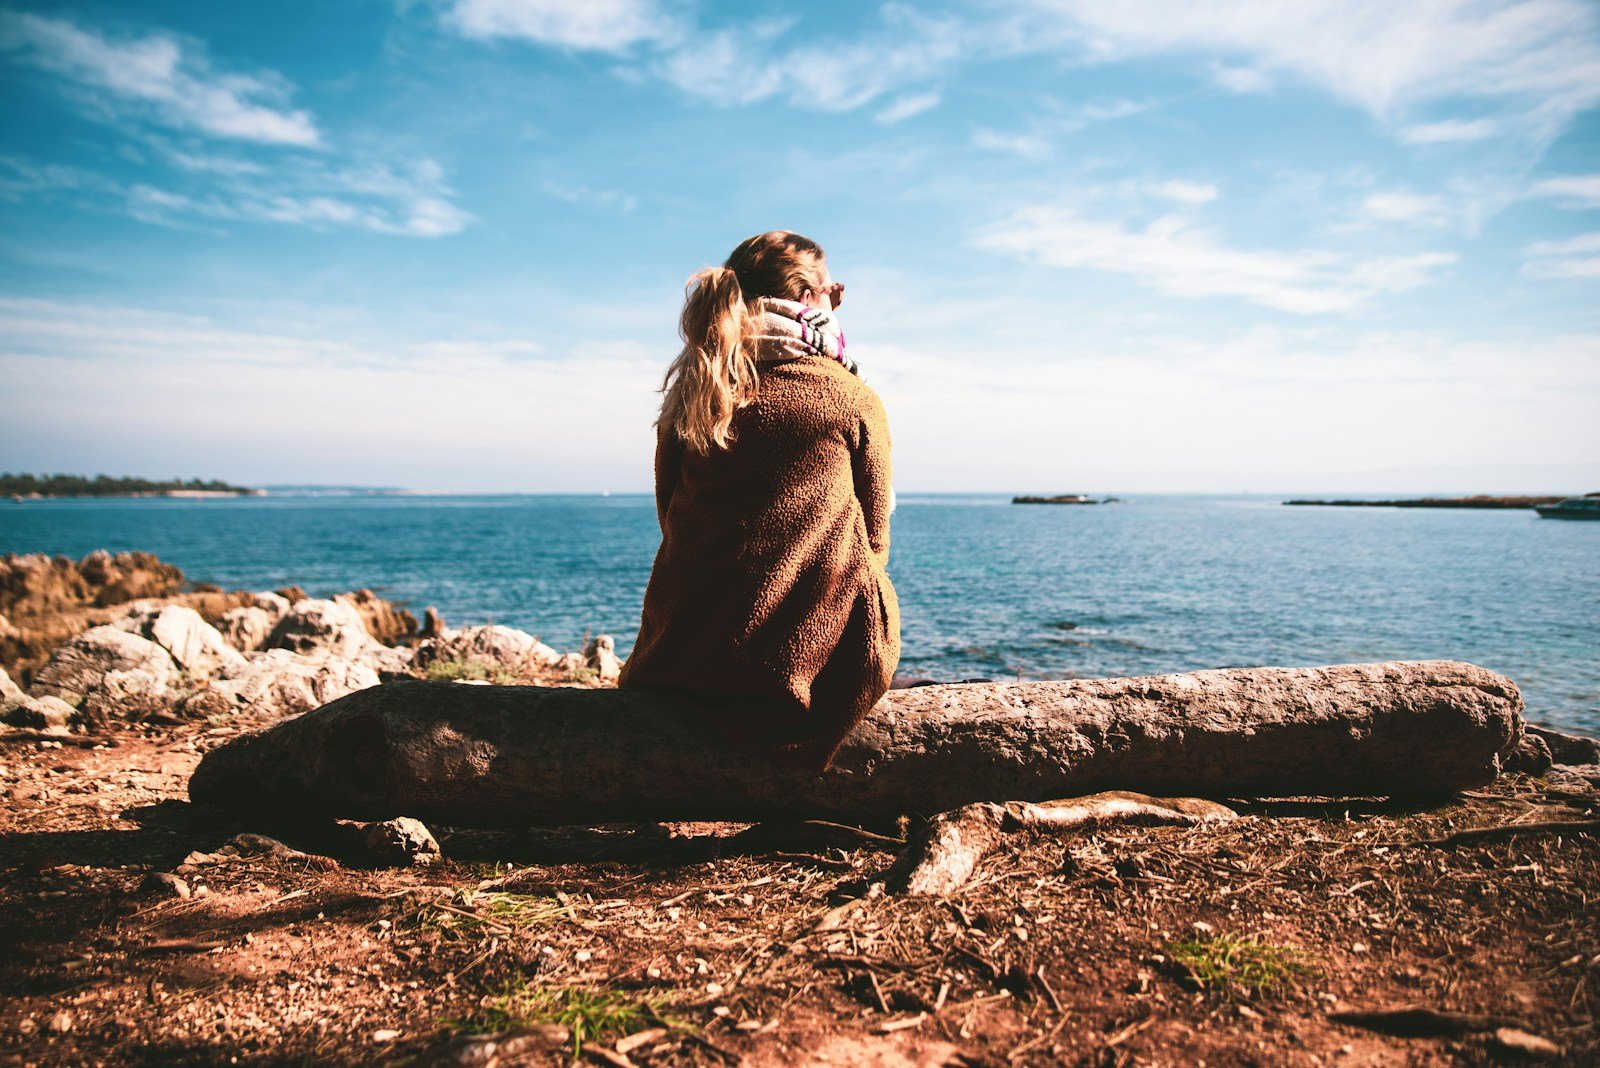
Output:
[751, 297, 859, 376]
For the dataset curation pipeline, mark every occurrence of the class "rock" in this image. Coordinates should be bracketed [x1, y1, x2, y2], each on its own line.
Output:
[250, 590, 293, 617]
[1488, 1027, 1562, 1060]
[3, 694, 78, 731]
[32, 625, 176, 705]
[190, 660, 1524, 827]
[356, 643, 416, 678]
[420, 606, 447, 640]
[1, 550, 183, 618]
[211, 649, 380, 718]
[0, 664, 23, 707]
[552, 651, 586, 675]
[1505, 732, 1552, 775]
[1546, 764, 1600, 791]
[48, 1009, 73, 1034]
[0, 612, 18, 641]
[139, 872, 192, 900]
[334, 589, 417, 646]
[364, 817, 441, 865]
[267, 598, 375, 659]
[218, 606, 275, 654]
[583, 635, 623, 683]
[415, 625, 561, 673]
[1525, 723, 1600, 766]
[419, 1026, 569, 1066]
[175, 687, 237, 721]
[121, 604, 247, 679]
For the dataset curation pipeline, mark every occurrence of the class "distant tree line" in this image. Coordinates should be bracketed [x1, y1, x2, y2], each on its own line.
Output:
[1, 473, 254, 497]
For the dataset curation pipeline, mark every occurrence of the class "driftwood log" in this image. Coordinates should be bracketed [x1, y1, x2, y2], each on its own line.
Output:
[191, 660, 1522, 828]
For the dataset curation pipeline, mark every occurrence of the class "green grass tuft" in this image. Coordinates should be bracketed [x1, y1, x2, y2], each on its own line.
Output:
[1163, 933, 1316, 998]
[454, 979, 687, 1055]
[421, 890, 569, 935]
[425, 658, 519, 685]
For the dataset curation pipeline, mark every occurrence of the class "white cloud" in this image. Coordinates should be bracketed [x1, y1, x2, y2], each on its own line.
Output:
[657, 10, 965, 112]
[876, 91, 941, 124]
[1022, 0, 1600, 138]
[1399, 118, 1499, 144]
[6, 151, 473, 238]
[541, 180, 638, 213]
[0, 12, 319, 145]
[972, 127, 1050, 157]
[1522, 230, 1600, 278]
[975, 206, 1456, 313]
[445, 0, 675, 51]
[1362, 190, 1448, 226]
[1211, 64, 1270, 94]
[1148, 179, 1218, 204]
[0, 297, 664, 491]
[1530, 174, 1600, 208]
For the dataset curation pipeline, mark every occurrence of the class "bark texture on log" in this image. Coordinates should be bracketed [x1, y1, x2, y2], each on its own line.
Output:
[188, 660, 1522, 827]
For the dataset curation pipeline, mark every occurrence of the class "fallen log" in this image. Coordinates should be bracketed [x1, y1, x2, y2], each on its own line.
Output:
[189, 660, 1522, 827]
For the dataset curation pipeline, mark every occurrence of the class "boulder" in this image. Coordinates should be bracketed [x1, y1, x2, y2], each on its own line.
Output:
[356, 643, 415, 678]
[334, 589, 417, 646]
[583, 635, 623, 683]
[218, 605, 275, 653]
[119, 604, 247, 679]
[3, 693, 78, 731]
[415, 624, 561, 673]
[0, 664, 23, 707]
[267, 598, 373, 659]
[211, 649, 380, 719]
[32, 625, 176, 705]
[364, 817, 441, 865]
[191, 660, 1524, 827]
[250, 591, 293, 617]
[1525, 723, 1600, 766]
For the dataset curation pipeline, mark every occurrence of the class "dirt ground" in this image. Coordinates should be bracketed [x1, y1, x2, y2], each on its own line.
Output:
[2, 708, 1597, 1067]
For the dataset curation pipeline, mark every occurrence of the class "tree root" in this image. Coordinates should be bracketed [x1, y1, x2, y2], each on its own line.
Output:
[884, 790, 1239, 896]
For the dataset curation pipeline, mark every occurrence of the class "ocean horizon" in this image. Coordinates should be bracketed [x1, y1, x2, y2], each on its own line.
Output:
[3, 491, 1596, 736]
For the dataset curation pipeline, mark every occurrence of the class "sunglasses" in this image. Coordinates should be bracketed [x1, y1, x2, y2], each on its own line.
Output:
[822, 282, 845, 309]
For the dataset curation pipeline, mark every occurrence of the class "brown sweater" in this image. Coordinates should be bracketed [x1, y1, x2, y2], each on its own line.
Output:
[618, 347, 900, 771]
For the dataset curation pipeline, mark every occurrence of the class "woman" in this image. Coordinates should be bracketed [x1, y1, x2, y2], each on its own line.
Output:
[618, 230, 900, 772]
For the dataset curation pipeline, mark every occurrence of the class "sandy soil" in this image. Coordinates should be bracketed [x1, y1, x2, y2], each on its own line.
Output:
[2, 708, 1597, 1067]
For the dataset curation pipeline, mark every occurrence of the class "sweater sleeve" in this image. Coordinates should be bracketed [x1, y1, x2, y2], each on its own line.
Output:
[654, 424, 683, 533]
[850, 385, 893, 568]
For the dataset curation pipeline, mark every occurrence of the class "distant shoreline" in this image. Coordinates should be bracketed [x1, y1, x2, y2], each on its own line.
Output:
[9, 489, 266, 501]
[1283, 495, 1567, 509]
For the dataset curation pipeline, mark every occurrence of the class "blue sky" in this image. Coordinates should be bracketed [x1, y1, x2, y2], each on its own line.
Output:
[1, 0, 1598, 493]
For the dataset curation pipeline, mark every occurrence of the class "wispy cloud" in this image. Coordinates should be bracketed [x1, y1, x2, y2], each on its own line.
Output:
[1210, 63, 1270, 94]
[1022, 0, 1600, 141]
[0, 12, 319, 145]
[1530, 174, 1600, 208]
[1148, 179, 1218, 204]
[1362, 190, 1449, 227]
[975, 206, 1456, 313]
[1522, 231, 1600, 278]
[1399, 118, 1499, 144]
[4, 151, 474, 237]
[444, 0, 678, 51]
[876, 91, 941, 124]
[655, 9, 963, 112]
[541, 180, 637, 213]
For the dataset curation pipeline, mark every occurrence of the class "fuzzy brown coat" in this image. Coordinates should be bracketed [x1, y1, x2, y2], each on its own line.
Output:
[618, 348, 900, 771]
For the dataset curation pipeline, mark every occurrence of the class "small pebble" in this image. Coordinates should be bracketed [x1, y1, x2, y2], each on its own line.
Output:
[49, 1010, 73, 1033]
[371, 1029, 400, 1043]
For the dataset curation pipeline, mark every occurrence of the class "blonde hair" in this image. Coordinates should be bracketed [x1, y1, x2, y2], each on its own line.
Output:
[658, 230, 828, 453]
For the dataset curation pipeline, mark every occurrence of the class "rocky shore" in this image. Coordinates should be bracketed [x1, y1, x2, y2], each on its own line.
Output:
[1, 549, 620, 738]
[2, 550, 1598, 1065]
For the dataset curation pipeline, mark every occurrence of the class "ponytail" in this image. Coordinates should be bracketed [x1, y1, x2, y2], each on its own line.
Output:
[657, 230, 827, 453]
[658, 266, 760, 454]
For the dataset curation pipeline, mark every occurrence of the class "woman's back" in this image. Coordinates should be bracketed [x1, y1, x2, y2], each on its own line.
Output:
[619, 235, 899, 770]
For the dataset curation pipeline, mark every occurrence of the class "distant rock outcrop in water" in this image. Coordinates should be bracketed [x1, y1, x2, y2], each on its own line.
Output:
[1013, 494, 1101, 505]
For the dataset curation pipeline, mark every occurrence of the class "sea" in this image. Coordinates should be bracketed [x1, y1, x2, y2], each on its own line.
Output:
[3, 493, 1596, 736]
